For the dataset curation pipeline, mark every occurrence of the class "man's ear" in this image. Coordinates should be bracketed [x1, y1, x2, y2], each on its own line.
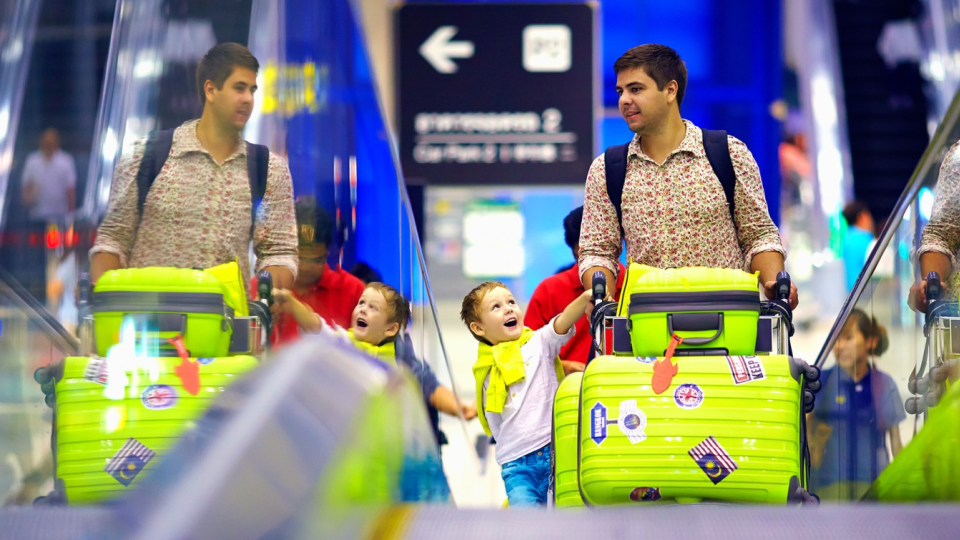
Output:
[665, 80, 678, 103]
[203, 79, 217, 103]
[470, 321, 486, 337]
[385, 322, 400, 339]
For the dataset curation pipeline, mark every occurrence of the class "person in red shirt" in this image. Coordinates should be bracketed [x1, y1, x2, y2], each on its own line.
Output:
[525, 206, 625, 370]
[272, 199, 365, 345]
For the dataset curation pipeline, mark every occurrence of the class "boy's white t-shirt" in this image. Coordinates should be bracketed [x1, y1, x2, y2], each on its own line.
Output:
[482, 316, 574, 465]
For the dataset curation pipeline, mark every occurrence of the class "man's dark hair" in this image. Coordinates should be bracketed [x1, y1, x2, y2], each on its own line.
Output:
[842, 200, 870, 226]
[295, 197, 333, 247]
[350, 261, 383, 285]
[563, 206, 584, 249]
[614, 44, 688, 108]
[196, 43, 259, 102]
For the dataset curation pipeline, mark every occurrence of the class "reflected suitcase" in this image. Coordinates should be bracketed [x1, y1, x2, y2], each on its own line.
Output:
[54, 353, 257, 504]
[560, 354, 808, 506]
[92, 267, 235, 358]
[617, 265, 761, 357]
[552, 372, 585, 508]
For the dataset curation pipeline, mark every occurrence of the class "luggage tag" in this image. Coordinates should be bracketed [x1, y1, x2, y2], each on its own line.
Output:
[651, 334, 683, 394]
[169, 335, 201, 395]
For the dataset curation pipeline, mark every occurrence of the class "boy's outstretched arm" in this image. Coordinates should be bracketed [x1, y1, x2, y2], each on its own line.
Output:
[273, 289, 323, 333]
[553, 290, 592, 336]
[430, 385, 478, 420]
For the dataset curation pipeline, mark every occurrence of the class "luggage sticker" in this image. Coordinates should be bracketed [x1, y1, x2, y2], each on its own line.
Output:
[141, 384, 178, 410]
[726, 356, 765, 385]
[688, 436, 738, 485]
[105, 437, 156, 487]
[674, 383, 704, 409]
[616, 399, 647, 444]
[197, 357, 215, 365]
[590, 402, 607, 445]
[630, 487, 662, 502]
[634, 356, 657, 364]
[83, 357, 110, 385]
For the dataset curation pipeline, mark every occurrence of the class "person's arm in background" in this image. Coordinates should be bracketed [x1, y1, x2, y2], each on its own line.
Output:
[254, 153, 298, 290]
[89, 139, 146, 283]
[21, 156, 37, 207]
[889, 427, 903, 457]
[430, 385, 477, 420]
[726, 136, 798, 309]
[579, 155, 621, 299]
[66, 153, 77, 211]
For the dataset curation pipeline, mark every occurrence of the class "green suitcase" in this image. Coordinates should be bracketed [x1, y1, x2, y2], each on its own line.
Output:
[54, 354, 258, 504]
[563, 354, 807, 506]
[92, 267, 235, 358]
[552, 372, 585, 508]
[617, 265, 761, 357]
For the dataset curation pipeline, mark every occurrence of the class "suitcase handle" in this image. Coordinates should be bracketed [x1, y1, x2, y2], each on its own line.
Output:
[667, 313, 723, 345]
[125, 313, 187, 338]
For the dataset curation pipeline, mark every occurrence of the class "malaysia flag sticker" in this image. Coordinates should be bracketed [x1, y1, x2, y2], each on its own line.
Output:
[105, 438, 156, 487]
[689, 436, 738, 485]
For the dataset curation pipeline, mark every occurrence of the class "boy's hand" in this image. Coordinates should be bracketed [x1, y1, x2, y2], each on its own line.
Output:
[459, 401, 478, 421]
[272, 288, 296, 314]
[554, 291, 592, 336]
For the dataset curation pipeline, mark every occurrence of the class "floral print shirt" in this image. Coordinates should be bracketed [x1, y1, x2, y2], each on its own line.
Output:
[90, 119, 298, 288]
[578, 120, 785, 280]
[919, 140, 960, 296]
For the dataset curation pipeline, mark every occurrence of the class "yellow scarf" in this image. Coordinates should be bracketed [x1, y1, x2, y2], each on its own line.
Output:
[473, 328, 564, 436]
[347, 329, 397, 368]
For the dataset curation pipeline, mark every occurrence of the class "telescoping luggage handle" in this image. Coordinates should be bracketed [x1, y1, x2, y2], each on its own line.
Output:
[667, 313, 723, 345]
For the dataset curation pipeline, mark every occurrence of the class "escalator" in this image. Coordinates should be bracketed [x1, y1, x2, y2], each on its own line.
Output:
[814, 86, 960, 502]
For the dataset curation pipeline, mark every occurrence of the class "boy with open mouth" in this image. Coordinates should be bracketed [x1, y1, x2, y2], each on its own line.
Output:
[461, 281, 591, 507]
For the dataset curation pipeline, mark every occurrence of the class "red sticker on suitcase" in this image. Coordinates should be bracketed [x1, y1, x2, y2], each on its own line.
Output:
[726, 356, 765, 385]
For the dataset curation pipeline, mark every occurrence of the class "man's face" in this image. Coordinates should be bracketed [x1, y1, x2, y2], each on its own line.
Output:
[205, 66, 257, 131]
[615, 67, 675, 135]
[351, 288, 399, 345]
[39, 131, 59, 157]
[296, 243, 328, 286]
[470, 287, 523, 346]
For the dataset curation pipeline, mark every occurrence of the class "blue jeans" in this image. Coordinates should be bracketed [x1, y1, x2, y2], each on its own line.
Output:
[500, 444, 551, 507]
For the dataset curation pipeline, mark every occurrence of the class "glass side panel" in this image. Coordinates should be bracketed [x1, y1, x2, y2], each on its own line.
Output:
[813, 88, 960, 501]
[8, 0, 473, 508]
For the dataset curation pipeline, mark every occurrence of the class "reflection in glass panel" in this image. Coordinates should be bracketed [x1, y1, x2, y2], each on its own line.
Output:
[814, 88, 960, 502]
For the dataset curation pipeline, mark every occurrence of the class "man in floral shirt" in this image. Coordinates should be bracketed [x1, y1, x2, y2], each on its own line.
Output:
[90, 43, 297, 292]
[579, 44, 798, 309]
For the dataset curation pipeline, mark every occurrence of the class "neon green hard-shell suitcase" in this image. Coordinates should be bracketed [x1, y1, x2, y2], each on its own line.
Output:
[553, 372, 585, 508]
[55, 354, 258, 504]
[572, 354, 806, 505]
[92, 267, 234, 358]
[617, 266, 761, 357]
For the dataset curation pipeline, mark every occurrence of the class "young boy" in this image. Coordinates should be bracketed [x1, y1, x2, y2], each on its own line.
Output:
[461, 281, 591, 507]
[274, 282, 478, 424]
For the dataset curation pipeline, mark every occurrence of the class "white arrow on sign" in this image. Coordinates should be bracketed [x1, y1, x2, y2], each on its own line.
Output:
[419, 26, 474, 74]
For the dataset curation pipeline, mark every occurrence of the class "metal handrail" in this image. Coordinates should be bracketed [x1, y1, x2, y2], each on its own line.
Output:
[0, 264, 79, 355]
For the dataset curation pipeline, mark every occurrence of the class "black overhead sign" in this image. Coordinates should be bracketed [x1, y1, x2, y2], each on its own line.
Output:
[397, 3, 595, 185]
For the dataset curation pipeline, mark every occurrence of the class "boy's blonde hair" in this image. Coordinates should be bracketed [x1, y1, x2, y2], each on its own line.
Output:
[366, 282, 411, 332]
[460, 281, 508, 344]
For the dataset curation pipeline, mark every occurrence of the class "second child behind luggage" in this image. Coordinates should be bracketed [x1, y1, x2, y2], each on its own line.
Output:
[273, 282, 478, 421]
[461, 282, 591, 507]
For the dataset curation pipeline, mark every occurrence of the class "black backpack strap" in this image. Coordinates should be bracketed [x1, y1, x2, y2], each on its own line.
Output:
[136, 129, 175, 220]
[246, 142, 270, 225]
[701, 129, 737, 228]
[603, 143, 630, 233]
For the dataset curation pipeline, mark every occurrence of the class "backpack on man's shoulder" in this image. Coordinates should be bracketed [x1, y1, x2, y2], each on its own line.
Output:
[603, 129, 737, 232]
[134, 128, 270, 224]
